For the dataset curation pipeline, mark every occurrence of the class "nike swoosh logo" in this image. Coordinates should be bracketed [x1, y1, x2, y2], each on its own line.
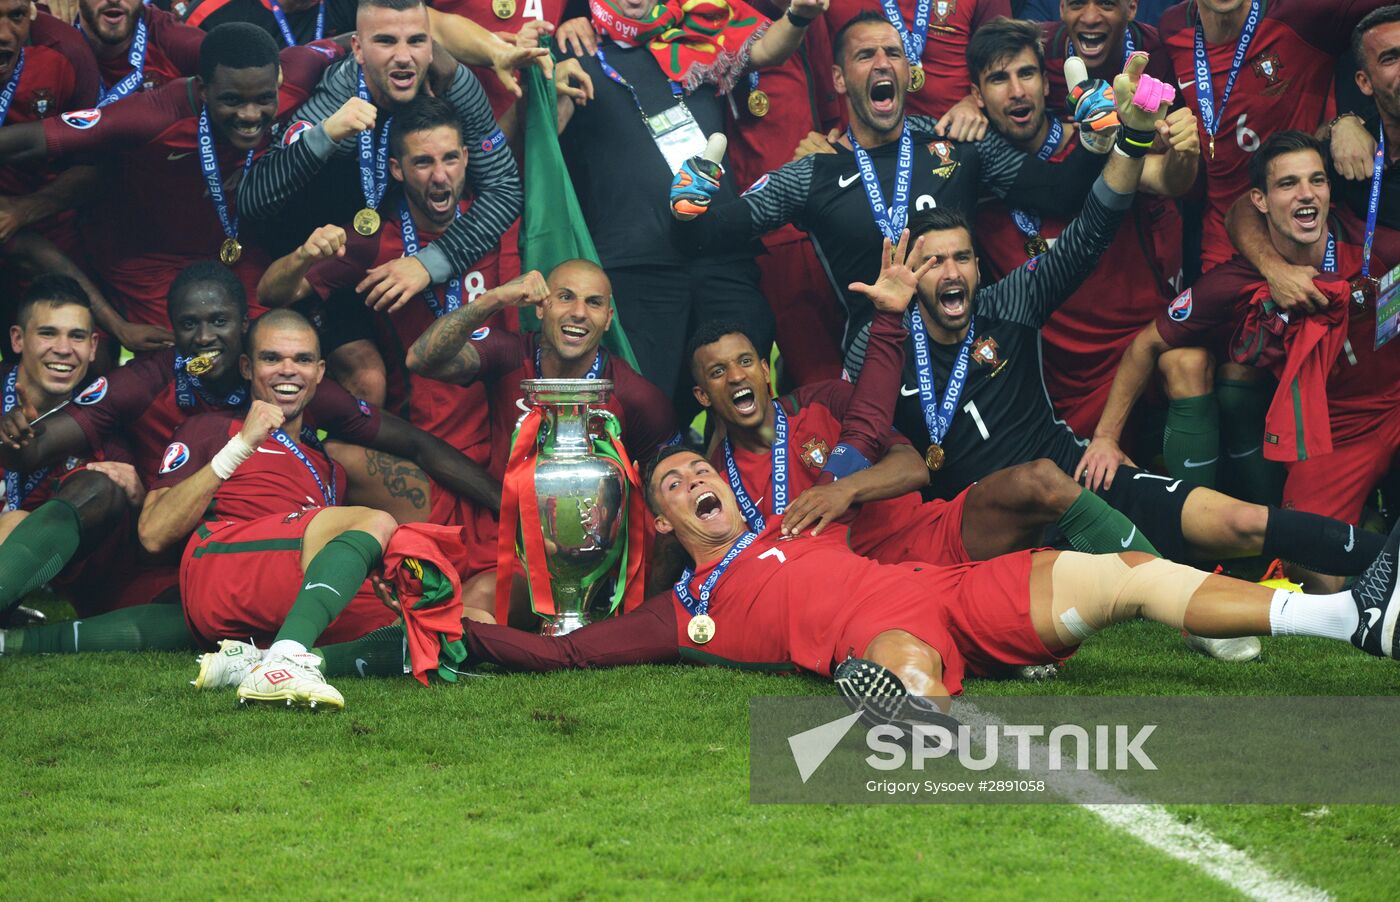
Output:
[355, 658, 368, 677]
[1345, 526, 1355, 553]
[167, 151, 194, 161]
[255, 448, 286, 454]
[1182, 457, 1218, 468]
[1177, 79, 1192, 89]
[1228, 446, 1261, 459]
[1365, 607, 1382, 630]
[838, 173, 860, 188]
[899, 384, 919, 397]
[303, 582, 342, 596]
[1120, 526, 1137, 548]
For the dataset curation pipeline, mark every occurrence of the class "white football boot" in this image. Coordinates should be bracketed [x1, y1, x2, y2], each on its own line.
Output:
[237, 651, 344, 710]
[192, 640, 263, 689]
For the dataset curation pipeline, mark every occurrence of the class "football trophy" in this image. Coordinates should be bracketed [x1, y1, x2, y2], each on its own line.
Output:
[502, 379, 637, 636]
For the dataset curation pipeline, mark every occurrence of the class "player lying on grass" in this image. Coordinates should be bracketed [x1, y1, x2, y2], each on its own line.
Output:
[451, 446, 1400, 703]
[0, 272, 498, 658]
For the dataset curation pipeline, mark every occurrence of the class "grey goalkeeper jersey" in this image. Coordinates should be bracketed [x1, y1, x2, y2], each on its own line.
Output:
[238, 58, 522, 283]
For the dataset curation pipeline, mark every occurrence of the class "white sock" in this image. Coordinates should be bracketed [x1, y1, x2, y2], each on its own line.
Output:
[268, 639, 309, 660]
[1268, 589, 1358, 641]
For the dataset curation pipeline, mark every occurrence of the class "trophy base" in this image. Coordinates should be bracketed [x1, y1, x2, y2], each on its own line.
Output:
[540, 612, 590, 637]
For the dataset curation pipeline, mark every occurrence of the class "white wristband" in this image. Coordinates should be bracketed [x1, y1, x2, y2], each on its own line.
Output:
[211, 434, 255, 480]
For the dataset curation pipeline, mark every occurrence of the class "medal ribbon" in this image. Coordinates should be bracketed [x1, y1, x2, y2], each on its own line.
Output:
[399, 200, 464, 318]
[2, 368, 49, 512]
[848, 125, 913, 243]
[878, 0, 930, 71]
[1363, 124, 1386, 279]
[356, 71, 392, 210]
[173, 355, 248, 410]
[268, 0, 325, 47]
[0, 50, 25, 128]
[197, 106, 255, 246]
[1323, 229, 1337, 274]
[534, 341, 605, 380]
[271, 427, 337, 506]
[1068, 25, 1134, 68]
[1009, 117, 1062, 240]
[722, 400, 787, 532]
[909, 303, 976, 446]
[1192, 0, 1260, 153]
[673, 530, 759, 615]
[96, 13, 149, 107]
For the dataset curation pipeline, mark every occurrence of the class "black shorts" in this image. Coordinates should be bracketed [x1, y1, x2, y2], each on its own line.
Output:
[1095, 465, 1198, 563]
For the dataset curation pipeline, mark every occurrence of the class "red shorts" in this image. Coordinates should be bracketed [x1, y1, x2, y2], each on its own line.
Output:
[936, 549, 1073, 676]
[758, 230, 846, 386]
[179, 510, 395, 650]
[859, 486, 972, 566]
[428, 479, 498, 581]
[1282, 413, 1400, 523]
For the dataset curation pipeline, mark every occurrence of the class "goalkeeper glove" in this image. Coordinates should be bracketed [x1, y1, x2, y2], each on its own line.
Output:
[1067, 78, 1120, 154]
[670, 156, 723, 220]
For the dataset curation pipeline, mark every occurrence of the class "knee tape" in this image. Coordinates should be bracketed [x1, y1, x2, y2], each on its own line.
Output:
[1049, 553, 1210, 646]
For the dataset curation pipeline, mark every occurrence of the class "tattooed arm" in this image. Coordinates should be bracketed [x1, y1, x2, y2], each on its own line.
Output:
[406, 270, 549, 384]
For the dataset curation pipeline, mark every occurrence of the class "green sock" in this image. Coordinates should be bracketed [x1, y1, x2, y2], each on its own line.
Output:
[314, 624, 407, 678]
[1, 603, 194, 654]
[1163, 393, 1220, 488]
[274, 530, 383, 649]
[0, 499, 83, 614]
[1057, 489, 1161, 556]
[1216, 379, 1284, 505]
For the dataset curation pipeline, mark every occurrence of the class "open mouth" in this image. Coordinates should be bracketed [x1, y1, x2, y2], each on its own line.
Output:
[388, 68, 418, 91]
[937, 284, 968, 318]
[0, 50, 15, 72]
[558, 323, 588, 345]
[230, 120, 265, 141]
[100, 7, 127, 26]
[426, 186, 455, 215]
[695, 491, 722, 520]
[869, 78, 897, 115]
[1005, 101, 1035, 128]
[1075, 31, 1108, 56]
[44, 361, 76, 377]
[1293, 206, 1319, 229]
[272, 381, 302, 399]
[730, 385, 758, 416]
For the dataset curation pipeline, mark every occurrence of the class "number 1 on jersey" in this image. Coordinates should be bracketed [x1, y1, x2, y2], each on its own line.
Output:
[963, 400, 991, 441]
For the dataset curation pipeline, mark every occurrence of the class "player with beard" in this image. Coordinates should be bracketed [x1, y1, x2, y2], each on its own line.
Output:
[0, 24, 346, 341]
[139, 310, 400, 709]
[0, 263, 499, 654]
[257, 96, 535, 602]
[690, 319, 1159, 570]
[76, 0, 204, 103]
[237, 0, 522, 318]
[1086, 132, 1400, 593]
[448, 445, 1400, 708]
[406, 257, 677, 620]
[674, 11, 1108, 352]
[968, 19, 1213, 476]
[840, 131, 1391, 661]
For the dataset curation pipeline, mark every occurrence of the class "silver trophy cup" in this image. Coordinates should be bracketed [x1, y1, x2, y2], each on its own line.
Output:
[521, 378, 627, 636]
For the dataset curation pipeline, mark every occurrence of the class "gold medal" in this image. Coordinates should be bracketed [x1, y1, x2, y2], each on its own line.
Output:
[353, 207, 381, 236]
[184, 351, 218, 376]
[747, 88, 770, 118]
[924, 443, 945, 472]
[492, 0, 515, 18]
[1024, 235, 1050, 258]
[1208, 135, 1215, 160]
[687, 613, 716, 645]
[910, 66, 926, 92]
[218, 237, 242, 266]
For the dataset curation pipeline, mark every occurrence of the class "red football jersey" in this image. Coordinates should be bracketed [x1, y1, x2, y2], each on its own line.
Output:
[29, 12, 102, 107]
[305, 195, 504, 463]
[975, 132, 1175, 435]
[153, 410, 348, 522]
[65, 348, 382, 485]
[428, 0, 569, 118]
[473, 330, 678, 480]
[1157, 0, 1374, 270]
[44, 42, 343, 327]
[824, 0, 1008, 120]
[668, 520, 967, 687]
[90, 6, 203, 99]
[707, 381, 945, 559]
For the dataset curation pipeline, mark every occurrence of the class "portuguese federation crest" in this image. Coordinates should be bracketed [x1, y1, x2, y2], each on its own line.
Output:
[800, 436, 830, 469]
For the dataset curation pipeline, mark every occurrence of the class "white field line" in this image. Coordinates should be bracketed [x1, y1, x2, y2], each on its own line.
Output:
[952, 702, 1332, 902]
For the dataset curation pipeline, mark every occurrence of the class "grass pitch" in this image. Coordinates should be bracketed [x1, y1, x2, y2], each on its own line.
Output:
[2, 613, 1398, 899]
